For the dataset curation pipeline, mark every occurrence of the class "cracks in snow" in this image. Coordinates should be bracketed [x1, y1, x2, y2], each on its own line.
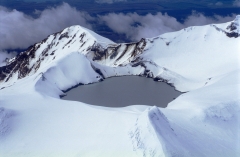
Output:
[129, 107, 163, 157]
[0, 107, 15, 137]
[204, 102, 239, 124]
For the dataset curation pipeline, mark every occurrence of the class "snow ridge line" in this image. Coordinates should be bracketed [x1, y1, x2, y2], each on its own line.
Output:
[129, 106, 191, 157]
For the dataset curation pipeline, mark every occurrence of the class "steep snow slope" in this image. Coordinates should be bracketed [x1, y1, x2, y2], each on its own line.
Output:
[0, 16, 239, 157]
[0, 26, 113, 89]
[131, 70, 240, 157]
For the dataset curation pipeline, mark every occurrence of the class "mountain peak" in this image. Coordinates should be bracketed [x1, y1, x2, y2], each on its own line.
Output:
[0, 25, 113, 87]
[225, 15, 240, 37]
[232, 15, 240, 32]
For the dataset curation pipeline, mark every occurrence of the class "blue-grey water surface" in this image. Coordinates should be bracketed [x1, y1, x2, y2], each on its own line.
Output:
[62, 76, 181, 108]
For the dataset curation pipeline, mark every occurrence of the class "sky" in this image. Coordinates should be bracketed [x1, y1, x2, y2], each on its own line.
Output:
[0, 0, 239, 66]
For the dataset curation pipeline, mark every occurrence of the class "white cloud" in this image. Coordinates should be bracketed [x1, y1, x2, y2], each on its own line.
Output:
[183, 12, 236, 27]
[0, 2, 237, 52]
[95, 0, 126, 4]
[0, 3, 94, 50]
[0, 51, 17, 67]
[233, 0, 240, 7]
[99, 12, 236, 41]
[215, 2, 223, 6]
[99, 12, 182, 41]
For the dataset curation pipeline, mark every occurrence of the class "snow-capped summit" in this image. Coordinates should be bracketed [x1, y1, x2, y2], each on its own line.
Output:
[226, 15, 240, 35]
[0, 16, 239, 157]
[210, 15, 240, 38]
[0, 25, 114, 88]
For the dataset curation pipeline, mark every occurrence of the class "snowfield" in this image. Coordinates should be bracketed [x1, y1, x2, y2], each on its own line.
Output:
[0, 15, 239, 157]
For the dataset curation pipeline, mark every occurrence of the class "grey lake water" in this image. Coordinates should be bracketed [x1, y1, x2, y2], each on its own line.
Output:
[62, 76, 182, 108]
